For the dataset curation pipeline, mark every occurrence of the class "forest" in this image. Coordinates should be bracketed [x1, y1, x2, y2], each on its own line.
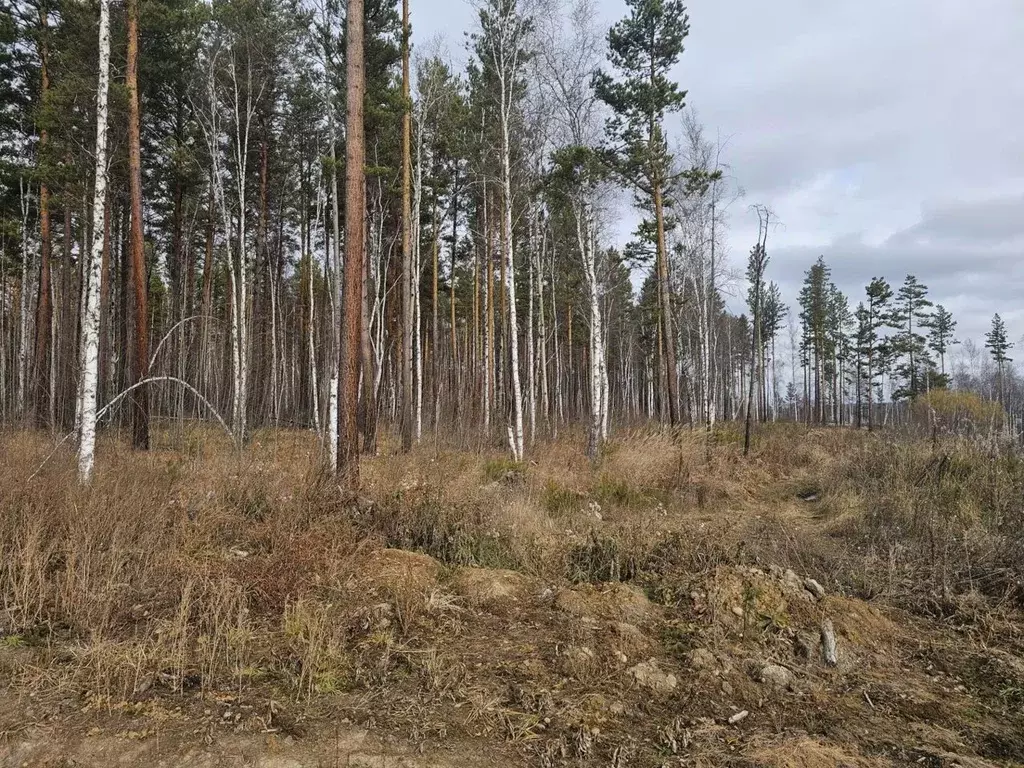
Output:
[2, 1, 1024, 766]
[0, 0, 1018, 481]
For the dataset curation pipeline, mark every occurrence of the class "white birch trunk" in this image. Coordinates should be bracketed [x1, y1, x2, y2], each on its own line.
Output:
[577, 199, 606, 458]
[537, 221, 549, 431]
[550, 241, 562, 431]
[328, 115, 342, 471]
[481, 179, 491, 432]
[203, 88, 237, 447]
[412, 109, 425, 443]
[18, 178, 31, 419]
[501, 124, 524, 462]
[229, 57, 253, 445]
[307, 247, 320, 434]
[309, 175, 326, 434]
[526, 209, 536, 445]
[77, 0, 111, 484]
[413, 231, 422, 443]
[478, 2, 529, 461]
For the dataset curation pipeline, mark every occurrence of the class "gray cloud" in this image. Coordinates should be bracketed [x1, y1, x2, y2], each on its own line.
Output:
[893, 195, 1024, 246]
[418, 0, 1024, 346]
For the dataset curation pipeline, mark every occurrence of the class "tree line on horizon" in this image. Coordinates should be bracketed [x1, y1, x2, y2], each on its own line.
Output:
[0, 0, 1018, 483]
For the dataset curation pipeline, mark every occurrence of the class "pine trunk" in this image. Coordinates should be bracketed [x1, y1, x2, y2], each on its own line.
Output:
[127, 0, 150, 449]
[338, 0, 365, 486]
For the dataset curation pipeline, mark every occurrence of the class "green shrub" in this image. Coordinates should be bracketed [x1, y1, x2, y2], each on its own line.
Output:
[541, 481, 581, 517]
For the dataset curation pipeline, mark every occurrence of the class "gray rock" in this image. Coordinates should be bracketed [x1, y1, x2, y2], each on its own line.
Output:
[782, 569, 804, 593]
[759, 663, 794, 690]
[793, 631, 819, 660]
[803, 578, 826, 600]
[628, 659, 678, 693]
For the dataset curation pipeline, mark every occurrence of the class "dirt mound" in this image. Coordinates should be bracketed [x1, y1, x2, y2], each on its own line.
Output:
[359, 548, 441, 596]
[705, 565, 817, 628]
[607, 620, 655, 659]
[553, 582, 654, 624]
[450, 566, 533, 608]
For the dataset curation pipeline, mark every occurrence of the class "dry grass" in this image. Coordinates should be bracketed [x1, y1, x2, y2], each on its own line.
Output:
[2, 422, 1024, 766]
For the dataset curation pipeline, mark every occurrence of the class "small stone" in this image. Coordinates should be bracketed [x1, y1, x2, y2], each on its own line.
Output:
[782, 569, 803, 592]
[731, 606, 744, 617]
[686, 648, 717, 671]
[565, 645, 595, 664]
[759, 663, 794, 690]
[728, 710, 749, 725]
[794, 632, 819, 660]
[721, 680, 734, 695]
[628, 659, 678, 693]
[804, 578, 826, 600]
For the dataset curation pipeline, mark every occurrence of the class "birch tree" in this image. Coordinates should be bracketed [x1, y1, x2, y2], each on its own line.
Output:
[673, 112, 731, 431]
[539, 0, 610, 459]
[77, 0, 111, 483]
[471, 0, 534, 462]
[17, 178, 31, 420]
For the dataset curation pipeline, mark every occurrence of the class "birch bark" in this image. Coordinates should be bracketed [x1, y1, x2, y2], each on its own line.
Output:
[77, 0, 112, 483]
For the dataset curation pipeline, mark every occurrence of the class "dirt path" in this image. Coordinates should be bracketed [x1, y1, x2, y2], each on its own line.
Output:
[2, 724, 510, 768]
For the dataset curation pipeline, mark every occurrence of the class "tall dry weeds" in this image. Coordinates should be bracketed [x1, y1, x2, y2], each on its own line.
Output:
[1, 422, 1022, 711]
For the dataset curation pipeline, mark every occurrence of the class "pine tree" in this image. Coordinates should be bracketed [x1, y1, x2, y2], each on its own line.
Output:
[594, 0, 689, 426]
[126, 0, 150, 450]
[925, 304, 957, 387]
[338, 0, 366, 486]
[855, 277, 892, 430]
[891, 275, 932, 400]
[797, 256, 831, 423]
[743, 241, 768, 454]
[758, 281, 786, 420]
[985, 313, 1011, 408]
[823, 284, 849, 423]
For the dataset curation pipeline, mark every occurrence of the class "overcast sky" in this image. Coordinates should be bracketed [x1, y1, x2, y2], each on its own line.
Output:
[416, 0, 1024, 346]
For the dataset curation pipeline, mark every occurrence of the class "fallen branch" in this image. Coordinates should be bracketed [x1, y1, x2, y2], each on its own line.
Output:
[28, 375, 234, 481]
[821, 619, 839, 667]
[148, 314, 216, 370]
